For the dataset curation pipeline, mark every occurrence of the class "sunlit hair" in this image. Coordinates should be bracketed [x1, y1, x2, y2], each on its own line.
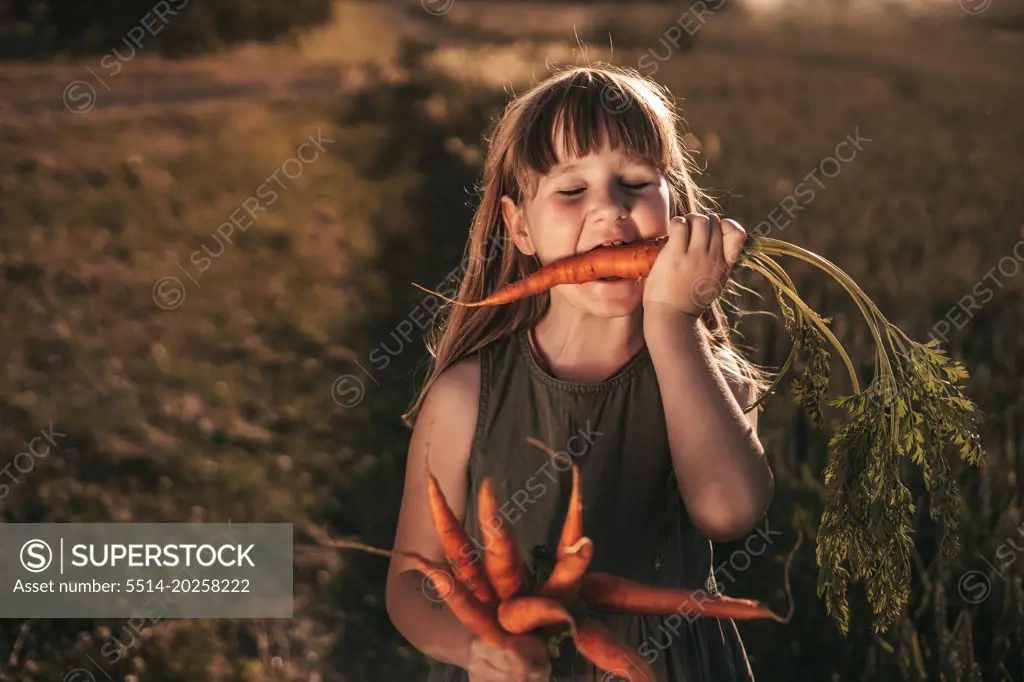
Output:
[402, 63, 772, 427]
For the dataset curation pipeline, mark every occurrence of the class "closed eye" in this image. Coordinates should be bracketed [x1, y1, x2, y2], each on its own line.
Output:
[558, 181, 651, 195]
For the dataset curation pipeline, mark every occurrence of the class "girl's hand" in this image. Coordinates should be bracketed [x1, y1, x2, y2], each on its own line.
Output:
[467, 634, 552, 681]
[643, 213, 747, 317]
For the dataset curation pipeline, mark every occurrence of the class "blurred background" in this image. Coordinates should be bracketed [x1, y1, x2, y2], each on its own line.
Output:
[1, 0, 1022, 680]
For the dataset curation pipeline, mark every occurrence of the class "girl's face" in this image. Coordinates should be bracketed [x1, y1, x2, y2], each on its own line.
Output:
[502, 132, 672, 318]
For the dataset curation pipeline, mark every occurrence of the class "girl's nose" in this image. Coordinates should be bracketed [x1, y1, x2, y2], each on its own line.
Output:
[589, 187, 630, 225]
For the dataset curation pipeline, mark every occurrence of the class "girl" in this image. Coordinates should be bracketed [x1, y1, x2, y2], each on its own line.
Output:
[385, 63, 775, 682]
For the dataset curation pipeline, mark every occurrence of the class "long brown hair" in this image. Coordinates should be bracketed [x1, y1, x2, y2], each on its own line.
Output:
[402, 63, 772, 428]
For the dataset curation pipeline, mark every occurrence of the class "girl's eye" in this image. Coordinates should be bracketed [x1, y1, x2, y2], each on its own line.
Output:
[622, 181, 651, 191]
[558, 188, 584, 196]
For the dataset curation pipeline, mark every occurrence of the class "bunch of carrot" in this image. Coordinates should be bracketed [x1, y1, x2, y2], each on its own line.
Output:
[415, 462, 795, 681]
[313, 454, 796, 680]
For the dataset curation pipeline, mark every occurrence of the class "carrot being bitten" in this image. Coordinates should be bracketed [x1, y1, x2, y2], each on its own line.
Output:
[411, 236, 668, 308]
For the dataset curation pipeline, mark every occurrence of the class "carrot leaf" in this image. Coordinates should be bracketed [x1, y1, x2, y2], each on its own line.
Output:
[739, 233, 987, 636]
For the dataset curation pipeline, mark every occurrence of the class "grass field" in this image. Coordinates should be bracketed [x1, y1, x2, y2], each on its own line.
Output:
[1, 1, 1023, 680]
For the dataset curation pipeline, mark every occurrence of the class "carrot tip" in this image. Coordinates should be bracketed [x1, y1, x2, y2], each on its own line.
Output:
[762, 529, 804, 625]
[525, 436, 559, 460]
[777, 530, 803, 624]
[410, 281, 480, 307]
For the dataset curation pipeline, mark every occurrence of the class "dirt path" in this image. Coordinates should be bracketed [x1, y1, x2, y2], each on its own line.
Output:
[0, 1, 431, 121]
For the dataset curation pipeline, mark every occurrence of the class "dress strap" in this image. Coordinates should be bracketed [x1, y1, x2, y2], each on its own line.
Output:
[468, 337, 491, 481]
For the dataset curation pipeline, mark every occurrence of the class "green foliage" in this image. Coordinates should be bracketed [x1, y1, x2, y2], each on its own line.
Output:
[776, 285, 833, 430]
[742, 243, 987, 637]
[819, 390, 916, 634]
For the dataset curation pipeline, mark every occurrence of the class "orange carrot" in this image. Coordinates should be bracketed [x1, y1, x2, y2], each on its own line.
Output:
[539, 537, 593, 605]
[411, 236, 668, 307]
[497, 596, 576, 635]
[557, 464, 584, 559]
[537, 464, 589, 604]
[580, 572, 785, 621]
[425, 468, 499, 607]
[573, 618, 656, 682]
[477, 477, 528, 600]
[405, 552, 510, 649]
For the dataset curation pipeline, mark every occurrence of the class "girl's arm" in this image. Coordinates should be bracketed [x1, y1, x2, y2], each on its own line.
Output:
[385, 355, 483, 668]
[644, 306, 774, 542]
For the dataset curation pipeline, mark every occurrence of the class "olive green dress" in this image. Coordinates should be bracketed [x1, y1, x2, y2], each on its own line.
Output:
[427, 326, 756, 682]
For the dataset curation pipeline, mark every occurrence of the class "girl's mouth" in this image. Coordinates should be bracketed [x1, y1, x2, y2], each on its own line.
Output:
[593, 240, 629, 281]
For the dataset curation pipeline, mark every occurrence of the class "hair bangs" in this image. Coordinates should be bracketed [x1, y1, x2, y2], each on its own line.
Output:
[506, 69, 677, 203]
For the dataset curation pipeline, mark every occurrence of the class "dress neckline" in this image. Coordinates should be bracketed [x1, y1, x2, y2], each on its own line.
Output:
[518, 326, 649, 394]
